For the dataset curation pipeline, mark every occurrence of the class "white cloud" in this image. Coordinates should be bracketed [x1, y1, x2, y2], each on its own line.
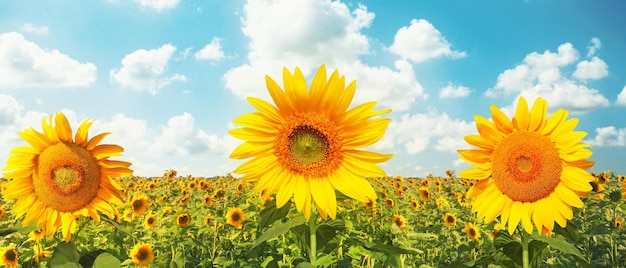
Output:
[573, 57, 608, 80]
[150, 112, 238, 156]
[439, 83, 471, 98]
[0, 32, 97, 88]
[110, 44, 186, 94]
[452, 158, 466, 167]
[132, 0, 179, 11]
[224, 0, 427, 112]
[586, 126, 626, 147]
[0, 94, 22, 125]
[383, 110, 475, 155]
[388, 19, 466, 63]
[587, 37, 601, 57]
[616, 85, 626, 106]
[195, 37, 225, 62]
[486, 42, 610, 112]
[21, 23, 49, 35]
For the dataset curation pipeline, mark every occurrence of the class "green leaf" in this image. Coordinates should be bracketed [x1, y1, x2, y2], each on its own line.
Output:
[553, 223, 579, 242]
[347, 238, 422, 254]
[253, 215, 306, 248]
[531, 233, 586, 260]
[258, 199, 292, 230]
[0, 228, 18, 236]
[493, 231, 517, 249]
[296, 262, 315, 268]
[49, 241, 81, 268]
[92, 252, 121, 268]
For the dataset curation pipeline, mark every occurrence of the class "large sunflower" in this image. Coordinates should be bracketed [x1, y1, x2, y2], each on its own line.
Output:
[129, 243, 154, 267]
[229, 65, 392, 219]
[2, 112, 132, 241]
[458, 97, 594, 235]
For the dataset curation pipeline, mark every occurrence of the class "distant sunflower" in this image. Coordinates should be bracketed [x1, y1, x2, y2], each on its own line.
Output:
[393, 215, 407, 230]
[385, 198, 395, 208]
[205, 215, 213, 227]
[418, 187, 430, 201]
[443, 213, 457, 227]
[0, 207, 5, 220]
[410, 197, 419, 210]
[144, 213, 157, 229]
[226, 207, 246, 229]
[464, 223, 481, 241]
[458, 97, 594, 235]
[203, 195, 213, 206]
[130, 193, 149, 218]
[177, 213, 190, 227]
[129, 243, 154, 267]
[2, 112, 132, 241]
[0, 245, 18, 267]
[364, 197, 376, 210]
[229, 65, 392, 219]
[29, 230, 44, 242]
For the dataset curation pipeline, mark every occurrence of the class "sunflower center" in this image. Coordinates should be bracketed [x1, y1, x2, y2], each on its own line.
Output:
[5, 250, 16, 261]
[231, 212, 241, 222]
[290, 127, 327, 166]
[33, 142, 101, 212]
[275, 113, 342, 177]
[138, 249, 148, 260]
[492, 131, 562, 202]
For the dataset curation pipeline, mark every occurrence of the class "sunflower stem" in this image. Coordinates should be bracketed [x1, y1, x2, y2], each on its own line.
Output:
[521, 229, 530, 268]
[309, 209, 317, 266]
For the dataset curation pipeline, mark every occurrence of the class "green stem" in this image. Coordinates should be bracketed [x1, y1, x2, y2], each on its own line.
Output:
[309, 209, 317, 266]
[521, 229, 530, 268]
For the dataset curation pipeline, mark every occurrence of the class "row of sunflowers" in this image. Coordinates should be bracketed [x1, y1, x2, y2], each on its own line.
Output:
[0, 65, 621, 267]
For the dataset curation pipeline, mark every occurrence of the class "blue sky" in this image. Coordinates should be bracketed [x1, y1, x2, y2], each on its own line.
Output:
[1, 0, 625, 177]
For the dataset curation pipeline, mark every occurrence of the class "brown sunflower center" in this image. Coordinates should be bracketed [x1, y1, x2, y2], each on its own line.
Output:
[231, 212, 241, 222]
[5, 249, 16, 261]
[138, 249, 149, 260]
[33, 142, 101, 212]
[275, 113, 342, 177]
[492, 130, 562, 202]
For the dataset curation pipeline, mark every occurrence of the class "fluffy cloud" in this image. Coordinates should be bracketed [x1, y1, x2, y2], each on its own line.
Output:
[486, 41, 610, 112]
[379, 110, 475, 155]
[21, 23, 49, 35]
[587, 37, 601, 57]
[616, 85, 626, 106]
[195, 37, 225, 62]
[573, 57, 608, 80]
[223, 0, 427, 112]
[0, 32, 97, 88]
[110, 44, 186, 94]
[132, 0, 179, 11]
[0, 94, 22, 125]
[586, 126, 626, 147]
[388, 19, 466, 63]
[150, 112, 238, 156]
[439, 83, 471, 98]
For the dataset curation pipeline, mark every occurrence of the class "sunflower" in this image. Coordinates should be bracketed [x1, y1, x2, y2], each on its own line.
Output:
[0, 245, 18, 267]
[464, 223, 481, 241]
[144, 213, 157, 229]
[203, 195, 213, 206]
[0, 207, 5, 220]
[29, 230, 44, 242]
[458, 96, 594, 235]
[443, 213, 456, 227]
[229, 65, 392, 220]
[393, 214, 407, 230]
[385, 198, 394, 208]
[130, 193, 149, 218]
[205, 215, 213, 227]
[2, 112, 132, 241]
[226, 207, 246, 229]
[176, 213, 190, 227]
[129, 243, 154, 267]
[410, 197, 419, 210]
[363, 197, 376, 210]
[418, 187, 430, 201]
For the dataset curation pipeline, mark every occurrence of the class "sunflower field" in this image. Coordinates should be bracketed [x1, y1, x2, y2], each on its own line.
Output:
[0, 65, 623, 267]
[0, 170, 623, 267]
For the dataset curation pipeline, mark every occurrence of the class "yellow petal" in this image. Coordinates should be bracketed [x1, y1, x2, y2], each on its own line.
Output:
[541, 109, 568, 136]
[528, 97, 547, 132]
[560, 166, 593, 192]
[309, 177, 337, 219]
[490, 104, 513, 134]
[512, 96, 529, 131]
[507, 201, 523, 235]
[464, 135, 495, 150]
[265, 75, 294, 115]
[54, 112, 73, 142]
[458, 167, 491, 180]
[554, 183, 584, 208]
